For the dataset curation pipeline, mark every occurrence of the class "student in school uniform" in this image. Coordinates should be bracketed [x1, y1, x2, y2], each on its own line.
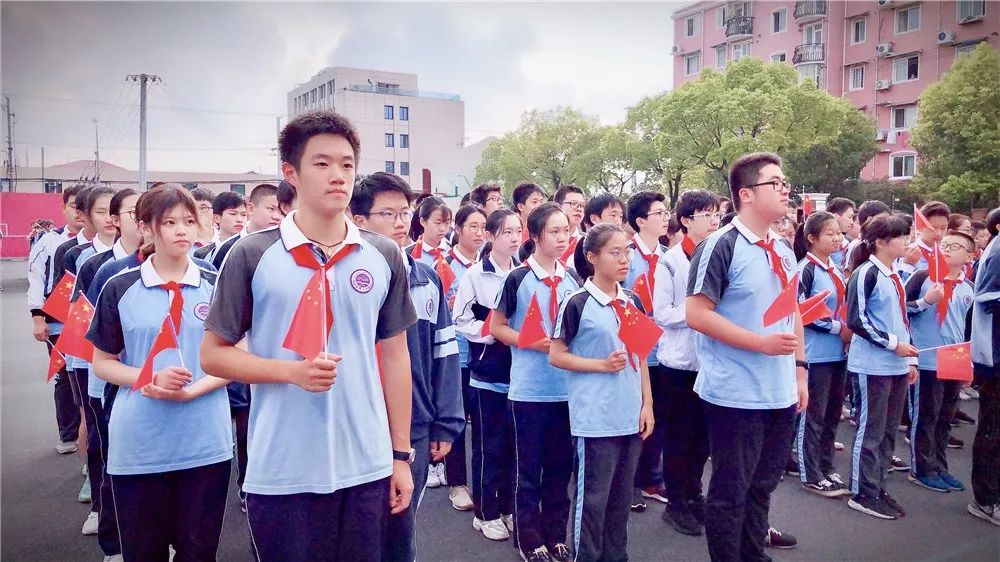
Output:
[904, 231, 976, 494]
[898, 201, 951, 280]
[441, 204, 488, 511]
[349, 172, 465, 562]
[844, 201, 891, 276]
[469, 183, 507, 216]
[512, 183, 548, 244]
[792, 212, 853, 498]
[209, 183, 281, 271]
[620, 191, 670, 510]
[200, 111, 417, 562]
[192, 191, 246, 262]
[87, 184, 233, 560]
[844, 214, 920, 520]
[582, 193, 625, 231]
[826, 198, 858, 272]
[406, 196, 453, 269]
[554, 185, 587, 265]
[654, 189, 720, 536]
[277, 179, 298, 216]
[27, 184, 84, 455]
[550, 223, 655, 562]
[190, 187, 218, 248]
[453, 208, 522, 542]
[491, 202, 582, 562]
[686, 153, 808, 562]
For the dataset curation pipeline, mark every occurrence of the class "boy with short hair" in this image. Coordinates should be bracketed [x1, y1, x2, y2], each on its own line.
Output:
[193, 191, 246, 262]
[826, 197, 857, 271]
[190, 187, 217, 247]
[209, 184, 281, 270]
[513, 183, 547, 243]
[470, 183, 505, 215]
[898, 201, 951, 279]
[583, 193, 626, 229]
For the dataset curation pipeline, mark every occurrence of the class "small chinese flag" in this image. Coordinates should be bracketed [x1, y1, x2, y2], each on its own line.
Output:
[517, 294, 548, 349]
[133, 316, 180, 390]
[802, 195, 814, 216]
[936, 342, 973, 382]
[560, 237, 579, 264]
[42, 272, 76, 323]
[615, 300, 663, 369]
[54, 295, 96, 362]
[410, 244, 422, 259]
[282, 270, 333, 360]
[46, 349, 66, 382]
[632, 273, 654, 314]
[927, 245, 947, 283]
[435, 259, 457, 294]
[763, 273, 800, 327]
[799, 290, 833, 325]
[481, 310, 494, 337]
[914, 204, 933, 232]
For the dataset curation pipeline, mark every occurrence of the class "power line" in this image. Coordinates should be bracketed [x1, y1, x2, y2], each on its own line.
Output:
[4, 92, 281, 117]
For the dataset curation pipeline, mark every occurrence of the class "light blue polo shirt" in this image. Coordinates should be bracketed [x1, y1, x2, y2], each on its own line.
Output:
[687, 217, 798, 410]
[798, 254, 848, 364]
[554, 280, 643, 437]
[447, 248, 476, 369]
[495, 255, 581, 402]
[904, 270, 975, 371]
[846, 256, 915, 376]
[405, 239, 451, 269]
[87, 257, 233, 475]
[204, 211, 417, 495]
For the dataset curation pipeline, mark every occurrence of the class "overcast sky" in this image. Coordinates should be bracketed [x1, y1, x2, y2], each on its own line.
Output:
[2, 1, 677, 174]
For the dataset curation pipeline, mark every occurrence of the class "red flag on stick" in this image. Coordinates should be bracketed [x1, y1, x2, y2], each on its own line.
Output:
[46, 349, 66, 382]
[410, 244, 422, 259]
[632, 273, 654, 314]
[927, 245, 947, 283]
[936, 342, 973, 382]
[435, 259, 457, 294]
[613, 300, 663, 370]
[481, 310, 494, 337]
[42, 272, 76, 323]
[517, 295, 548, 349]
[133, 316, 180, 390]
[54, 295, 96, 362]
[802, 195, 814, 216]
[914, 204, 933, 232]
[560, 237, 579, 264]
[282, 270, 333, 360]
[799, 290, 833, 325]
[763, 273, 800, 327]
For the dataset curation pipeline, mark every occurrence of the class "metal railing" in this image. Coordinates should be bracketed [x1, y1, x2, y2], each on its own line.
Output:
[793, 43, 825, 64]
[794, 0, 827, 20]
[725, 16, 754, 37]
[343, 84, 460, 101]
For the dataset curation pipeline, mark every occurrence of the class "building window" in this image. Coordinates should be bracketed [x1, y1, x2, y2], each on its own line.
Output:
[400, 106, 409, 121]
[686, 15, 701, 37]
[310, 89, 316, 103]
[958, 0, 985, 21]
[400, 134, 409, 149]
[732, 41, 751, 61]
[803, 23, 823, 45]
[384, 105, 394, 120]
[716, 6, 727, 29]
[385, 161, 395, 174]
[230, 183, 246, 195]
[772, 9, 787, 33]
[319, 84, 325, 98]
[684, 52, 701, 76]
[798, 63, 824, 87]
[849, 65, 865, 90]
[891, 153, 916, 178]
[892, 105, 917, 129]
[385, 133, 394, 147]
[892, 55, 919, 83]
[772, 53, 787, 63]
[400, 162, 410, 176]
[956, 40, 983, 57]
[895, 5, 920, 34]
[716, 45, 727, 68]
[851, 18, 867, 44]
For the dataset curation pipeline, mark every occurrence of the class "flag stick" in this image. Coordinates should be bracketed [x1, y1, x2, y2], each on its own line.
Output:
[917, 342, 970, 353]
[168, 317, 187, 371]
[321, 270, 329, 356]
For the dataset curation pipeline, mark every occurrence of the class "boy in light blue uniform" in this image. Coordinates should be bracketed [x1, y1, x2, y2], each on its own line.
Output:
[969, 229, 1000, 525]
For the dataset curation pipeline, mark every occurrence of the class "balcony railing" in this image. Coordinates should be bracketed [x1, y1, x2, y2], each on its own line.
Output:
[725, 16, 754, 38]
[794, 0, 827, 21]
[343, 84, 461, 101]
[793, 43, 825, 64]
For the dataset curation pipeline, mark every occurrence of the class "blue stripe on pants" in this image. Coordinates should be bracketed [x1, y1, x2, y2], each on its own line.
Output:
[851, 374, 869, 496]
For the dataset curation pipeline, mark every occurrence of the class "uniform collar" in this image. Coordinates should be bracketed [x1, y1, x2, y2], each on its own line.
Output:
[526, 255, 566, 280]
[111, 239, 130, 259]
[75, 231, 90, 245]
[914, 239, 934, 253]
[92, 235, 114, 253]
[279, 210, 362, 252]
[631, 234, 659, 257]
[867, 255, 895, 277]
[450, 246, 475, 267]
[405, 253, 432, 286]
[583, 279, 627, 307]
[807, 252, 834, 270]
[139, 256, 201, 288]
[483, 253, 515, 275]
[731, 216, 780, 245]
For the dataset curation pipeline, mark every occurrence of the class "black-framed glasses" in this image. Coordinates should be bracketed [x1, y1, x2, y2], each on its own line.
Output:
[744, 179, 792, 192]
[369, 209, 413, 223]
[940, 242, 972, 252]
[562, 201, 585, 211]
[645, 209, 670, 220]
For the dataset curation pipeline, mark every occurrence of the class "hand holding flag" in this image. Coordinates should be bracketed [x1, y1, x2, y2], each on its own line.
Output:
[133, 316, 181, 390]
[283, 269, 333, 360]
[517, 294, 548, 349]
[927, 245, 947, 283]
[763, 274, 800, 327]
[41, 272, 76, 322]
[612, 299, 664, 370]
[54, 295, 96, 361]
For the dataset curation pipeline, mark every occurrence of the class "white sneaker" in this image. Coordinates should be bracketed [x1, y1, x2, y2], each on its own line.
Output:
[959, 388, 971, 401]
[968, 500, 1000, 526]
[437, 463, 448, 486]
[81, 511, 99, 535]
[56, 441, 78, 454]
[426, 464, 443, 489]
[502, 513, 514, 533]
[963, 386, 980, 399]
[473, 516, 510, 541]
[82, 463, 88, 476]
[450, 486, 474, 511]
[103, 556, 124, 562]
[834, 441, 845, 451]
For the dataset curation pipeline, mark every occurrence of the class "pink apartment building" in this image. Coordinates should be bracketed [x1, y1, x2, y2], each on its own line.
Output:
[671, 1, 999, 182]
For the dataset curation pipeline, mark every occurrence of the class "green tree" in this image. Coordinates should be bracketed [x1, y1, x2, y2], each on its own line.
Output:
[911, 43, 1000, 208]
[624, 93, 693, 207]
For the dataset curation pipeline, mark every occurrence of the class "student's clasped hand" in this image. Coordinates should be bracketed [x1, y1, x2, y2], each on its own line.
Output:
[153, 366, 192, 391]
[923, 282, 945, 305]
[289, 352, 341, 392]
[756, 333, 798, 356]
[895, 343, 919, 358]
[603, 350, 628, 373]
[528, 338, 551, 354]
[141, 384, 191, 402]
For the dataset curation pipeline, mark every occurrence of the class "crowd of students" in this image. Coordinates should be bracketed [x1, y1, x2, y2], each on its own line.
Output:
[24, 109, 1000, 562]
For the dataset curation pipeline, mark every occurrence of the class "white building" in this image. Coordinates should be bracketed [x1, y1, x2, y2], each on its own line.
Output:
[287, 67, 475, 198]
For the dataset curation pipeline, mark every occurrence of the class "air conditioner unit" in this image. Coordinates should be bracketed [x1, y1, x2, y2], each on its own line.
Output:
[875, 129, 888, 141]
[672, 45, 685, 54]
[875, 79, 892, 91]
[937, 31, 956, 45]
[876, 42, 895, 57]
[877, 0, 895, 8]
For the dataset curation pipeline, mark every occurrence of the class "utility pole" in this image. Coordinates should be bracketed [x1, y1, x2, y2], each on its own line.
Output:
[276, 116, 282, 177]
[127, 74, 161, 190]
[93, 118, 100, 184]
[3, 96, 15, 191]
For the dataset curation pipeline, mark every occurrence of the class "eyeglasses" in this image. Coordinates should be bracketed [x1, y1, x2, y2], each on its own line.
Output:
[645, 209, 670, 220]
[605, 248, 635, 262]
[486, 196, 505, 205]
[562, 201, 585, 211]
[940, 242, 972, 252]
[691, 212, 723, 221]
[123, 209, 137, 220]
[370, 209, 413, 223]
[744, 179, 792, 192]
[463, 224, 485, 233]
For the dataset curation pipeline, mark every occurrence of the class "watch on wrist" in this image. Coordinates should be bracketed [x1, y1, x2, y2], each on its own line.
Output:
[392, 448, 415, 464]
[795, 360, 809, 370]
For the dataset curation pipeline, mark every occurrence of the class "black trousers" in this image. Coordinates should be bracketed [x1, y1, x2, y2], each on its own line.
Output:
[972, 375, 1000, 506]
[850, 373, 908, 498]
[47, 334, 80, 443]
[511, 400, 572, 556]
[571, 435, 642, 562]
[384, 434, 430, 562]
[442, 367, 471, 487]
[470, 386, 515, 521]
[909, 370, 960, 477]
[661, 367, 709, 504]
[796, 361, 847, 484]
[247, 476, 390, 562]
[112, 460, 230, 562]
[87, 393, 120, 555]
[634, 365, 667, 489]
[704, 403, 796, 562]
[231, 405, 250, 500]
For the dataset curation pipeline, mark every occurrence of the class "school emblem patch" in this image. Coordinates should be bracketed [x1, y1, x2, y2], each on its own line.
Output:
[194, 302, 210, 321]
[963, 295, 973, 306]
[426, 298, 435, 317]
[350, 269, 374, 294]
[781, 255, 794, 271]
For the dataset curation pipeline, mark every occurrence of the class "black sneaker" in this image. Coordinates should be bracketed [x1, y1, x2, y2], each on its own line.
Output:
[764, 527, 797, 549]
[522, 546, 551, 562]
[889, 456, 910, 472]
[688, 494, 706, 524]
[662, 503, 702, 536]
[948, 435, 965, 449]
[803, 479, 850, 498]
[785, 458, 800, 476]
[848, 495, 897, 520]
[548, 543, 570, 562]
[630, 488, 647, 513]
[954, 410, 976, 425]
[878, 490, 906, 518]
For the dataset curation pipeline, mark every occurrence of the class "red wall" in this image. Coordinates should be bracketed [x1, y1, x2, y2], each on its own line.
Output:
[0, 193, 66, 258]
